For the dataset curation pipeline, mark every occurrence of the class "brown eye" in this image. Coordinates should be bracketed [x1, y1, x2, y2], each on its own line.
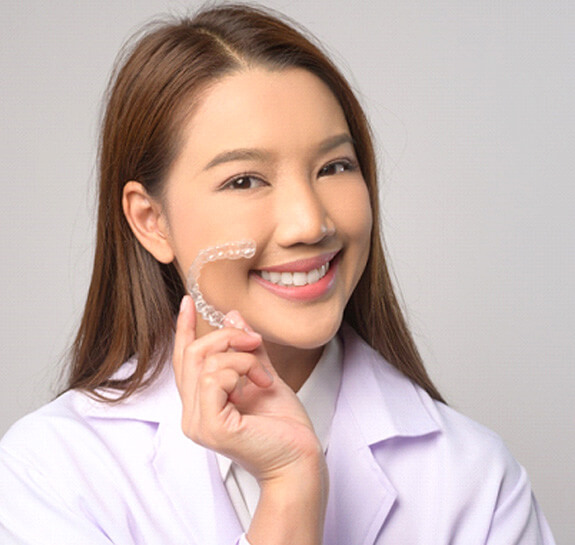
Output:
[318, 159, 357, 177]
[222, 175, 267, 190]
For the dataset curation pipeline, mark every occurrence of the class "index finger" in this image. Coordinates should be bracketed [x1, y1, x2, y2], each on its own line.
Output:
[224, 310, 278, 381]
[173, 295, 196, 384]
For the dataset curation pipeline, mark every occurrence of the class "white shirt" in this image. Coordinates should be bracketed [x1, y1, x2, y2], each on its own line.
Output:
[215, 337, 343, 530]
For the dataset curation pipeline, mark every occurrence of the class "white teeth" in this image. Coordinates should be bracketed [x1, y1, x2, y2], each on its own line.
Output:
[307, 268, 320, 284]
[291, 272, 305, 286]
[280, 272, 293, 285]
[259, 261, 330, 287]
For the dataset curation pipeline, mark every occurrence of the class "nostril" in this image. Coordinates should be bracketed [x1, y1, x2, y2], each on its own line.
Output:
[320, 220, 336, 237]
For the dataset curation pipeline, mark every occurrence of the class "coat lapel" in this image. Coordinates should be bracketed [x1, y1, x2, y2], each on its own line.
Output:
[152, 413, 243, 544]
[324, 326, 440, 545]
[83, 362, 243, 544]
[324, 394, 398, 545]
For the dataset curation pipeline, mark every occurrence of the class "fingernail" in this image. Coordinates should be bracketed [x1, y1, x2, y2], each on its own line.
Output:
[180, 295, 190, 314]
[244, 328, 261, 339]
[223, 309, 241, 328]
[224, 310, 260, 337]
[262, 364, 274, 382]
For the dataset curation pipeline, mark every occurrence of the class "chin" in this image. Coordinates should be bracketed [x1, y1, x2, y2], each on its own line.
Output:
[258, 314, 343, 350]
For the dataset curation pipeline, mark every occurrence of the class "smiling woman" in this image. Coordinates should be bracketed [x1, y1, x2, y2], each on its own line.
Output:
[0, 4, 557, 545]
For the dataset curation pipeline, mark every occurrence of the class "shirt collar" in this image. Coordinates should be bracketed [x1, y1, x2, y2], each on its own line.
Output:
[296, 335, 342, 452]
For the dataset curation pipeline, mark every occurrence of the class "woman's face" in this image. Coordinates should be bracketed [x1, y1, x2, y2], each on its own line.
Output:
[161, 67, 372, 352]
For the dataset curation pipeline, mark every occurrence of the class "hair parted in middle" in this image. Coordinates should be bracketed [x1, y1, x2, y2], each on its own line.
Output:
[68, 3, 444, 403]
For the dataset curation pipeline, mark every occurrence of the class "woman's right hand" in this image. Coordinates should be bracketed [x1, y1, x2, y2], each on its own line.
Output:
[173, 295, 328, 544]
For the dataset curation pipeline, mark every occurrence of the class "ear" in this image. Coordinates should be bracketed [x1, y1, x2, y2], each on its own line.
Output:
[122, 181, 175, 264]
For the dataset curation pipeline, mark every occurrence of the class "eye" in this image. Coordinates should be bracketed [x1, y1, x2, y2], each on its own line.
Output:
[221, 174, 267, 191]
[318, 159, 358, 178]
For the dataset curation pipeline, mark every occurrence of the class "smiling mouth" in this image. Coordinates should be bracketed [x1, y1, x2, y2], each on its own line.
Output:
[258, 261, 331, 287]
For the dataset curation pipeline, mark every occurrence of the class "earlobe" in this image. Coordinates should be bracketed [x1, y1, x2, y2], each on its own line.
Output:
[122, 181, 175, 264]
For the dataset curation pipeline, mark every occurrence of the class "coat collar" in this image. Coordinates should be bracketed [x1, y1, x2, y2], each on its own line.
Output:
[338, 323, 439, 445]
[323, 324, 440, 545]
[76, 325, 439, 439]
[72, 358, 177, 423]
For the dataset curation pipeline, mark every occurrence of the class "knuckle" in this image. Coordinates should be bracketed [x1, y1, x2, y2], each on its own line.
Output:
[183, 342, 202, 361]
[198, 372, 218, 389]
[203, 354, 219, 371]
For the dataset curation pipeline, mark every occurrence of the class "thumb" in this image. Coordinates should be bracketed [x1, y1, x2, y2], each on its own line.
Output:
[223, 309, 256, 333]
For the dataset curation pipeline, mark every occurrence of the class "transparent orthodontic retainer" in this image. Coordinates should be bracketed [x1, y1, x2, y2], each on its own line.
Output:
[186, 239, 257, 328]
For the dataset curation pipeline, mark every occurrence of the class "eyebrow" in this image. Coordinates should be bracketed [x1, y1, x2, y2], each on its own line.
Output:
[203, 148, 271, 170]
[317, 133, 355, 154]
[203, 133, 354, 171]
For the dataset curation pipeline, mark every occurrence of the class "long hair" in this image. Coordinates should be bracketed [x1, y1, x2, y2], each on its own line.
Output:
[68, 4, 444, 403]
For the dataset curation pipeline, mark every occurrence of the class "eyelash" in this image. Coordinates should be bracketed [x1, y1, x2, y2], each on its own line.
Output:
[220, 174, 267, 191]
[318, 158, 359, 177]
[220, 158, 359, 191]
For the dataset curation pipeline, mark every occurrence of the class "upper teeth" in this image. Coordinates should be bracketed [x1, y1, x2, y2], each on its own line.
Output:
[260, 263, 330, 287]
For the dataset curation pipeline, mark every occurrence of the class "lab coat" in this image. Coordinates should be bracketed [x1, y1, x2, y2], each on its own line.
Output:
[0, 325, 556, 544]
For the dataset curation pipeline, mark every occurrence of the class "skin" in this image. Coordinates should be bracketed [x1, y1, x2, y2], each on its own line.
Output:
[123, 67, 372, 545]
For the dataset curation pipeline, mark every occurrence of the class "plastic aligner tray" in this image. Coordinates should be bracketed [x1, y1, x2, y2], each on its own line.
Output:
[186, 239, 256, 328]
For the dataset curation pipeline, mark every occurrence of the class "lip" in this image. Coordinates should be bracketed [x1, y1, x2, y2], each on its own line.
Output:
[251, 252, 340, 302]
[256, 251, 339, 274]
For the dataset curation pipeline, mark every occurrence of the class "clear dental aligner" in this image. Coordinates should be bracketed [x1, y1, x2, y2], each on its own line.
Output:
[186, 239, 257, 328]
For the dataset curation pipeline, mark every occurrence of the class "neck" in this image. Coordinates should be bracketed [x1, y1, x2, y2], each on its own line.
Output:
[263, 341, 325, 392]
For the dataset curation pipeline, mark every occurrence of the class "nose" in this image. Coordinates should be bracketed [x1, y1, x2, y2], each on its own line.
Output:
[274, 179, 336, 247]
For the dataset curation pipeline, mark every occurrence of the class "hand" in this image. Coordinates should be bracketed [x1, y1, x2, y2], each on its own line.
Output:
[173, 295, 324, 483]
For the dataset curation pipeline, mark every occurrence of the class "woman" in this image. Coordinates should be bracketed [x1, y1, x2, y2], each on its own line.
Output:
[0, 4, 556, 544]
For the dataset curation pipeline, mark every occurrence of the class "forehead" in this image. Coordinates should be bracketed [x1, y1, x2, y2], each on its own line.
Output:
[180, 67, 350, 159]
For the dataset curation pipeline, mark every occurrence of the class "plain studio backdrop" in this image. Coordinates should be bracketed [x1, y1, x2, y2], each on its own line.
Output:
[1, 1, 573, 542]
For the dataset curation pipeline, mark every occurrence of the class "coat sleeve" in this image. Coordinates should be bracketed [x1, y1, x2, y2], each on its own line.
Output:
[485, 454, 556, 545]
[0, 446, 115, 545]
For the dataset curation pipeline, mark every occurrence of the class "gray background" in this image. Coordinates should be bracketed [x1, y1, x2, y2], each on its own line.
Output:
[1, 1, 573, 542]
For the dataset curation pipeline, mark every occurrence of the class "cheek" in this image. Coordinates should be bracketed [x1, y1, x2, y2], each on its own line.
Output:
[164, 195, 273, 300]
[326, 182, 372, 294]
[327, 182, 373, 247]
[165, 197, 257, 270]
[164, 205, 208, 273]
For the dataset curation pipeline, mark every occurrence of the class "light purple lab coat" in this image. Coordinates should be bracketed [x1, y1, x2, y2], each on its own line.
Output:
[0, 325, 556, 544]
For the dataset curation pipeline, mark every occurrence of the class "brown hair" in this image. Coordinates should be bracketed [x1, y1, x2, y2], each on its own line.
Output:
[68, 4, 444, 403]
